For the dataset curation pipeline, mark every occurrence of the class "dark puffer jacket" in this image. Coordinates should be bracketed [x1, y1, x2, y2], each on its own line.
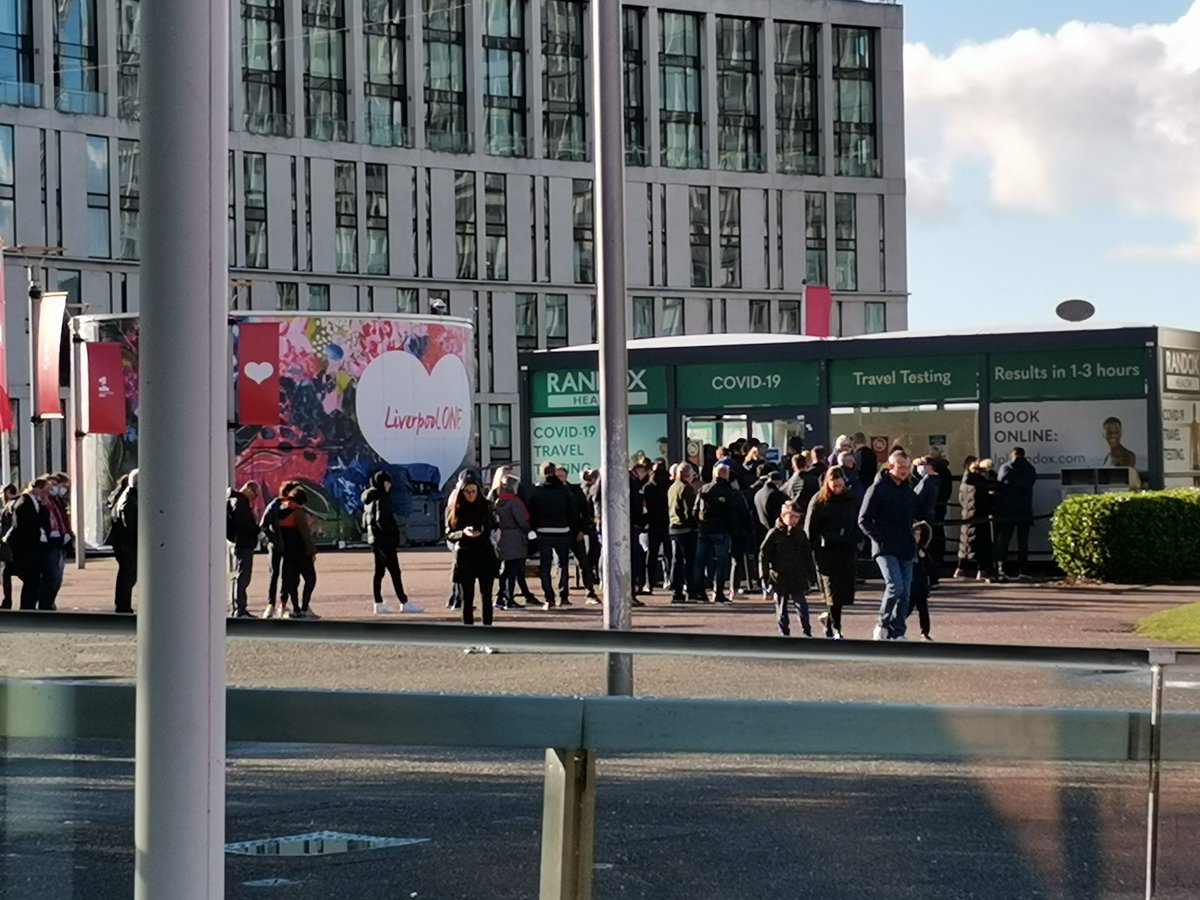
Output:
[361, 471, 401, 550]
[759, 522, 818, 595]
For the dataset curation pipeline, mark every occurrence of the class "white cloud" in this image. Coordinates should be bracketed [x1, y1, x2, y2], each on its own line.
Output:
[905, 3, 1200, 259]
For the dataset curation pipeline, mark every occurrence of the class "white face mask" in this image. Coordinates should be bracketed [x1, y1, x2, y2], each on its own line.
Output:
[916, 466, 927, 477]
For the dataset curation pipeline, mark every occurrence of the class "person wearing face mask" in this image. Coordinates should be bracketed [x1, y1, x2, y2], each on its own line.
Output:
[806, 466, 860, 639]
[912, 457, 943, 587]
[3, 478, 52, 610]
[39, 473, 75, 610]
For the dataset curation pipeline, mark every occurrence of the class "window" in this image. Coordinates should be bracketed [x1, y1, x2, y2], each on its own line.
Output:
[366, 163, 389, 274]
[778, 299, 800, 334]
[116, 0, 139, 119]
[515, 292, 538, 349]
[455, 171, 477, 278]
[715, 17, 760, 172]
[749, 299, 770, 334]
[334, 161, 358, 272]
[0, 0, 37, 107]
[833, 27, 878, 177]
[425, 0, 469, 153]
[688, 187, 710, 288]
[805, 191, 827, 286]
[244, 153, 268, 268]
[397, 287, 419, 312]
[834, 192, 857, 290]
[364, 0, 408, 146]
[0, 125, 13, 245]
[572, 179, 593, 284]
[304, 0, 349, 141]
[718, 188, 740, 288]
[489, 404, 513, 461]
[277, 282, 299, 310]
[243, 0, 289, 136]
[864, 300, 886, 334]
[306, 284, 330, 310]
[55, 0, 103, 115]
[662, 297, 683, 336]
[659, 11, 703, 168]
[428, 288, 450, 313]
[632, 296, 654, 338]
[85, 135, 109, 258]
[543, 1, 587, 161]
[484, 0, 527, 157]
[545, 293, 567, 347]
[623, 7, 647, 166]
[484, 174, 507, 280]
[776, 22, 820, 175]
[117, 139, 139, 260]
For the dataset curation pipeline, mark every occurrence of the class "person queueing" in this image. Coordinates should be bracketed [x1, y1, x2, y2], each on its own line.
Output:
[527, 461, 574, 609]
[557, 465, 600, 604]
[907, 521, 935, 640]
[111, 469, 139, 614]
[759, 501, 819, 637]
[640, 461, 672, 595]
[858, 450, 917, 641]
[276, 488, 308, 619]
[493, 474, 531, 610]
[39, 473, 74, 611]
[362, 470, 422, 615]
[694, 463, 737, 604]
[5, 478, 51, 610]
[226, 481, 261, 618]
[445, 477, 499, 651]
[0, 483, 17, 608]
[259, 480, 299, 618]
[667, 463, 700, 604]
[806, 466, 860, 640]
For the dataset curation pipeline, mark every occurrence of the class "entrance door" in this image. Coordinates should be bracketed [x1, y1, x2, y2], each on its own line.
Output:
[749, 416, 811, 465]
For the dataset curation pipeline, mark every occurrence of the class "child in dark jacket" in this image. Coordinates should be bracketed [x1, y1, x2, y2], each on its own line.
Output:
[759, 501, 819, 636]
[908, 520, 934, 640]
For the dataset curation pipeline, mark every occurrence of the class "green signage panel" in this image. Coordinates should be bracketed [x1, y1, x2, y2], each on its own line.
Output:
[676, 360, 820, 409]
[989, 348, 1147, 400]
[829, 355, 979, 405]
[530, 366, 668, 414]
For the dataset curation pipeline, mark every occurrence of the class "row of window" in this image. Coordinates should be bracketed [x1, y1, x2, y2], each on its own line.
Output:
[0, 1, 880, 176]
[0, 125, 882, 295]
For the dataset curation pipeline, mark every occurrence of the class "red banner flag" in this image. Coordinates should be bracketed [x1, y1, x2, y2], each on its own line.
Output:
[0, 271, 12, 432]
[237, 321, 280, 426]
[34, 291, 67, 418]
[82, 342, 126, 435]
[805, 285, 833, 338]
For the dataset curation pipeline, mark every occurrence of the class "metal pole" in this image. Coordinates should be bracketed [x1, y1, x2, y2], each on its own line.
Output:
[67, 321, 84, 568]
[1145, 657, 1168, 900]
[134, 0, 228, 897]
[25, 269, 40, 484]
[592, 0, 632, 696]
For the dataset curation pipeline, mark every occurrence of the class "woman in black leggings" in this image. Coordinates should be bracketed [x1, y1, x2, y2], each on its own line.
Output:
[445, 479, 499, 652]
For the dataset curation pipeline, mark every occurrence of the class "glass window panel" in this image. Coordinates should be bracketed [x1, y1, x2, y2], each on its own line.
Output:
[632, 295, 654, 338]
[662, 297, 683, 336]
[749, 299, 770, 333]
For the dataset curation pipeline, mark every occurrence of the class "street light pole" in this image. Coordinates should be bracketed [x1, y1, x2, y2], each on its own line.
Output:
[592, 0, 633, 695]
[134, 0, 229, 897]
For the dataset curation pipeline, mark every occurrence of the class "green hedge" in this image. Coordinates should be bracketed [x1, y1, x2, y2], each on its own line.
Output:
[1051, 489, 1200, 582]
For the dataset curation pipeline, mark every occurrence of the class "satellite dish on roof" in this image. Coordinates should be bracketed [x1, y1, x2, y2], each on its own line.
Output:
[1055, 298, 1095, 322]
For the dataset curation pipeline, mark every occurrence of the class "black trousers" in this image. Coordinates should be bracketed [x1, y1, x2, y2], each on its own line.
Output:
[266, 543, 283, 605]
[669, 531, 698, 598]
[230, 547, 254, 613]
[372, 545, 408, 603]
[113, 545, 137, 612]
[570, 533, 597, 592]
[644, 529, 671, 589]
[459, 576, 494, 626]
[775, 591, 811, 636]
[994, 521, 1032, 575]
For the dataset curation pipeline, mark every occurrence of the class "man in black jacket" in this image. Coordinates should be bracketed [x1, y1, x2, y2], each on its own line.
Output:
[994, 446, 1037, 580]
[557, 465, 599, 603]
[753, 469, 787, 547]
[3, 478, 51, 610]
[362, 470, 423, 614]
[258, 480, 299, 618]
[528, 461, 576, 609]
[112, 469, 139, 614]
[694, 464, 737, 603]
[858, 451, 916, 641]
[226, 481, 261, 618]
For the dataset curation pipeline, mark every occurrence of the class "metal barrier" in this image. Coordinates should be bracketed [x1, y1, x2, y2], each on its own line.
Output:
[1, 614, 1197, 899]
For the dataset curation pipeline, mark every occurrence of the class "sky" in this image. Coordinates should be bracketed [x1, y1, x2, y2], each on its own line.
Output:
[900, 0, 1200, 332]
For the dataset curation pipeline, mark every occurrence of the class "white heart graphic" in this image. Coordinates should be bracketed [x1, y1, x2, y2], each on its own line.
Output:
[244, 361, 275, 385]
[355, 351, 472, 485]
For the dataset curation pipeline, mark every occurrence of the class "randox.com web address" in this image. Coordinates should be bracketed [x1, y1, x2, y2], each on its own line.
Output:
[1027, 453, 1088, 466]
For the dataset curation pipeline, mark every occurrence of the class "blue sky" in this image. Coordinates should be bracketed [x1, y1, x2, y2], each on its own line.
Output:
[901, 0, 1199, 332]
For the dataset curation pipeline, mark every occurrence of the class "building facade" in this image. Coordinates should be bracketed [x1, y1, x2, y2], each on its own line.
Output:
[0, 0, 905, 473]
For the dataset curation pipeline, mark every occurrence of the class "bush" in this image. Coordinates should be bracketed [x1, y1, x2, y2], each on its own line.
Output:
[1051, 489, 1200, 583]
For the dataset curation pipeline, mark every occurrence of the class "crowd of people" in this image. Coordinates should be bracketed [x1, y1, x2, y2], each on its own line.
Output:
[0, 436, 1038, 645]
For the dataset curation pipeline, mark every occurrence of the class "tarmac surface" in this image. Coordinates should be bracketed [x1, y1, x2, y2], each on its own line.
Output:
[3, 549, 1200, 898]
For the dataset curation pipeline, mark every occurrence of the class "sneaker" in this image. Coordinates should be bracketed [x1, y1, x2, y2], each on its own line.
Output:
[631, 597, 646, 608]
[399, 601, 424, 613]
[483, 646, 498, 655]
[890, 634, 909, 642]
[541, 600, 554, 610]
[831, 631, 844, 641]
[233, 608, 254, 619]
[952, 569, 967, 580]
[374, 601, 394, 616]
[994, 573, 1009, 583]
[285, 609, 307, 620]
[1016, 572, 1033, 582]
[463, 646, 482, 655]
[802, 629, 813, 637]
[922, 633, 933, 641]
[714, 595, 731, 604]
[670, 595, 687, 604]
[558, 597, 573, 607]
[261, 605, 277, 620]
[507, 598, 526, 609]
[586, 595, 603, 606]
[872, 623, 888, 641]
